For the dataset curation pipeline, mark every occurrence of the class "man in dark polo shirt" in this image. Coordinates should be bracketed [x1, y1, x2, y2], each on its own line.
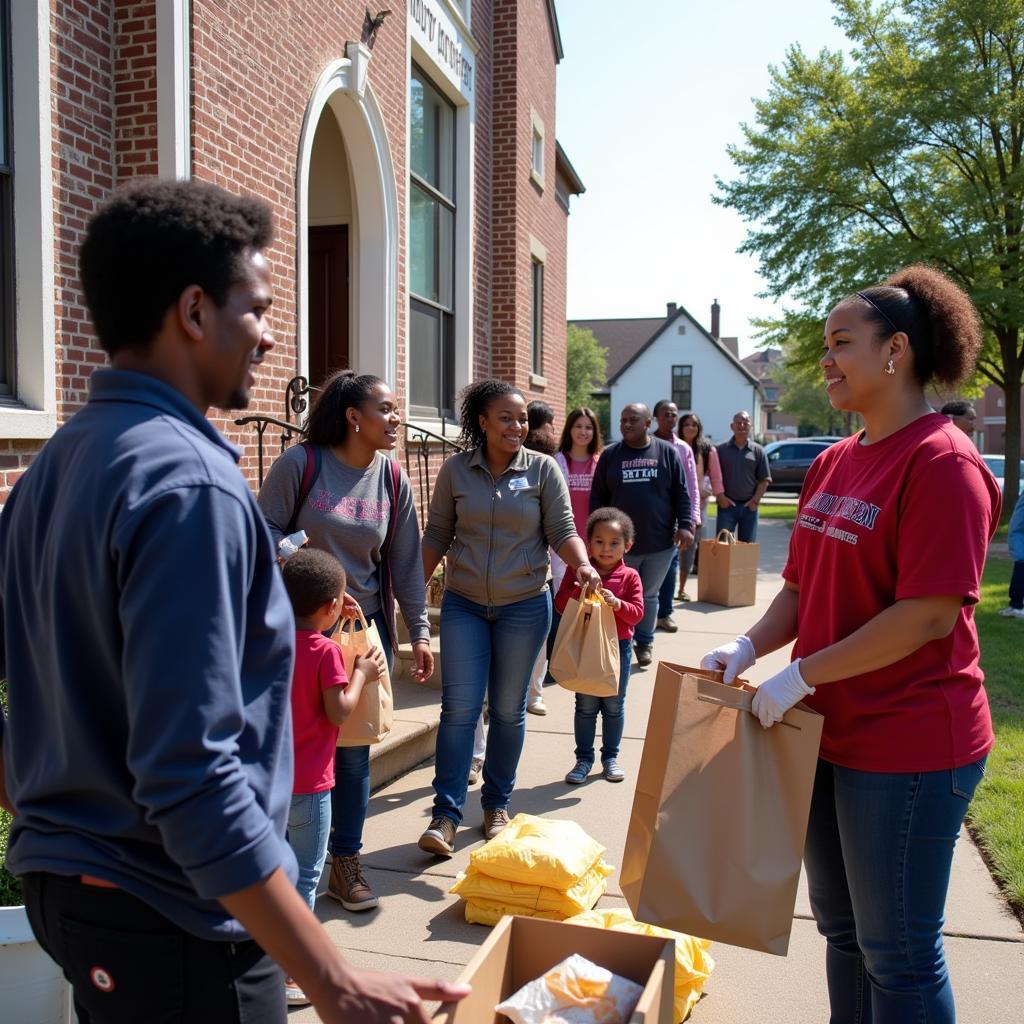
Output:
[714, 410, 771, 542]
[0, 181, 467, 1023]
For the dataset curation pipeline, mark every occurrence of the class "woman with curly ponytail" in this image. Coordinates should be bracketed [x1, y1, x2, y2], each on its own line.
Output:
[418, 380, 600, 856]
[258, 370, 432, 922]
[702, 265, 1000, 1021]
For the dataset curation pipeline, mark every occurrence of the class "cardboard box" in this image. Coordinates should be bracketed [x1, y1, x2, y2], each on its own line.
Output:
[431, 915, 675, 1024]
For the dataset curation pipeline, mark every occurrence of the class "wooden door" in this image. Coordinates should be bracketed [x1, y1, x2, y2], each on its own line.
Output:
[308, 225, 349, 386]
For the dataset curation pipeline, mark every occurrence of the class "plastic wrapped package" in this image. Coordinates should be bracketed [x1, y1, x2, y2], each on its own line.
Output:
[452, 861, 613, 926]
[495, 953, 643, 1024]
[565, 909, 715, 1021]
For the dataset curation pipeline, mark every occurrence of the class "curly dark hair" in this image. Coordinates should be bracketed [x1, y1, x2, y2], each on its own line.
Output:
[558, 407, 603, 456]
[940, 399, 974, 417]
[456, 379, 525, 448]
[305, 370, 385, 446]
[586, 506, 636, 545]
[281, 548, 346, 618]
[79, 179, 274, 357]
[848, 265, 982, 387]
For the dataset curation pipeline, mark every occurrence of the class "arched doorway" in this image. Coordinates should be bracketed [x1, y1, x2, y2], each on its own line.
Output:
[297, 49, 397, 388]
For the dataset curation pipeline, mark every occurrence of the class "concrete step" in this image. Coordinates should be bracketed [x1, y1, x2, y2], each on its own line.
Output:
[368, 677, 441, 791]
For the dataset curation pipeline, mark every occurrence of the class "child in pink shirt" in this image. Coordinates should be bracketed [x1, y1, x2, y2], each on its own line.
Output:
[280, 549, 384, 1005]
[554, 507, 644, 785]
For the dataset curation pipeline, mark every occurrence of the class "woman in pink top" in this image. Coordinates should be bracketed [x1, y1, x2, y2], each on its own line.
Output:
[551, 407, 604, 589]
[677, 412, 722, 599]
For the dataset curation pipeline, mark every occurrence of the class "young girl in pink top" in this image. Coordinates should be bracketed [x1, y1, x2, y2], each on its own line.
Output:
[554, 507, 644, 785]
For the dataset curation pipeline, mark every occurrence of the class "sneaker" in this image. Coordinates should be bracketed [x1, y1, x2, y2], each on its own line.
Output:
[656, 616, 678, 633]
[467, 756, 484, 785]
[565, 760, 593, 785]
[602, 758, 625, 783]
[285, 979, 310, 1006]
[327, 854, 379, 911]
[482, 807, 510, 841]
[527, 699, 548, 716]
[998, 606, 1024, 618]
[677, 591, 692, 602]
[634, 644, 653, 667]
[418, 815, 457, 857]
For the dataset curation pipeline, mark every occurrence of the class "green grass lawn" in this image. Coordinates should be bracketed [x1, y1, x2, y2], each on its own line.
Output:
[705, 500, 798, 524]
[970, 555, 1024, 918]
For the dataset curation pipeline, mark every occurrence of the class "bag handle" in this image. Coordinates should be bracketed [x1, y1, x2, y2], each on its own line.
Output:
[697, 692, 800, 730]
[715, 528, 736, 544]
[343, 607, 371, 638]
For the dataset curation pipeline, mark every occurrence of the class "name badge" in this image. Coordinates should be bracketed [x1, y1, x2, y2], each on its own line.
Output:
[508, 476, 531, 492]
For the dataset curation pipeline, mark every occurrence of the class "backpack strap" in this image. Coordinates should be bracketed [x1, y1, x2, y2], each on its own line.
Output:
[285, 441, 321, 535]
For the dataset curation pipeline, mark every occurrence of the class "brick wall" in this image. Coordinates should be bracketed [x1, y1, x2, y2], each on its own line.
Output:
[489, 0, 567, 421]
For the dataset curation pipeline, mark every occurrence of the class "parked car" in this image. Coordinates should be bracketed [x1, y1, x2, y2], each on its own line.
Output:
[764, 439, 841, 491]
[980, 454, 1024, 495]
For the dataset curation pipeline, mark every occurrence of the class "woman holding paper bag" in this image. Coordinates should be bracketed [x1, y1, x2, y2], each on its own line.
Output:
[419, 380, 600, 857]
[702, 266, 999, 1023]
[258, 370, 432, 913]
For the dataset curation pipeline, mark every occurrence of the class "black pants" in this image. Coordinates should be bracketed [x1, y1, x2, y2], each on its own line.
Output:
[1010, 560, 1024, 609]
[22, 873, 285, 1024]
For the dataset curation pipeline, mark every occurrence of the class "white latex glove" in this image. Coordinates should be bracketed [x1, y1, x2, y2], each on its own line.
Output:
[751, 658, 816, 728]
[700, 635, 756, 684]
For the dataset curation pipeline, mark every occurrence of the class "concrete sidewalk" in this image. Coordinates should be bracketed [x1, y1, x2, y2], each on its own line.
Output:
[293, 520, 1024, 1022]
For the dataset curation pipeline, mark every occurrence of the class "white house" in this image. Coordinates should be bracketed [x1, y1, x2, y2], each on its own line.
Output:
[572, 301, 763, 443]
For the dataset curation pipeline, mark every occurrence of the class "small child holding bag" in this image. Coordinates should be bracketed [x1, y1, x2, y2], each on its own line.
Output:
[279, 549, 385, 1005]
[554, 508, 644, 785]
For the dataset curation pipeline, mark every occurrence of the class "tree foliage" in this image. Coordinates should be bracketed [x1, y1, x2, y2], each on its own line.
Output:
[565, 324, 608, 413]
[717, 0, 1024, 505]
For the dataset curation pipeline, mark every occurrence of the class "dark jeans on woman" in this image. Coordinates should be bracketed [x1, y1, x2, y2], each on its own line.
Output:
[432, 589, 551, 824]
[803, 756, 986, 1024]
[573, 636, 633, 764]
[23, 872, 285, 1024]
[1009, 560, 1024, 609]
[328, 608, 393, 858]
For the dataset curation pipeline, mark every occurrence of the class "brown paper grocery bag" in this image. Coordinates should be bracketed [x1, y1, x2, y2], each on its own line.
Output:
[697, 529, 758, 606]
[620, 663, 823, 955]
[548, 589, 620, 697]
[331, 609, 394, 746]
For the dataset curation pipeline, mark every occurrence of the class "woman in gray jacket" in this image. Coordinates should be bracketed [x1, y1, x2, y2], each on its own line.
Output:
[259, 370, 432, 913]
[418, 380, 600, 856]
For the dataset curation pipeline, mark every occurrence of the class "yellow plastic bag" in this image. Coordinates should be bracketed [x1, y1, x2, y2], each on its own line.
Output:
[467, 813, 605, 890]
[451, 860, 613, 926]
[565, 908, 715, 1022]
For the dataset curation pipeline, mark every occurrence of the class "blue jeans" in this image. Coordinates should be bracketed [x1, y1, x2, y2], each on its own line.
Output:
[716, 501, 759, 542]
[624, 547, 677, 648]
[574, 637, 633, 763]
[804, 757, 987, 1023]
[287, 790, 332, 909]
[1009, 560, 1024, 608]
[657, 549, 679, 619]
[432, 589, 551, 824]
[328, 608, 393, 858]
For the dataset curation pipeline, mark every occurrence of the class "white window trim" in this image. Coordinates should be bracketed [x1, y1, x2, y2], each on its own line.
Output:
[156, 0, 191, 180]
[530, 108, 545, 190]
[0, 0, 55, 438]
[405, 44, 475, 432]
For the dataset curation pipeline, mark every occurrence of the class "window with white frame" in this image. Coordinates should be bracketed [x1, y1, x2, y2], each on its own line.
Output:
[0, 2, 12, 395]
[671, 365, 692, 411]
[409, 66, 456, 418]
[531, 258, 544, 375]
[530, 110, 544, 187]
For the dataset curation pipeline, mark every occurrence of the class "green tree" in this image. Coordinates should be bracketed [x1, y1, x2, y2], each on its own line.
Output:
[565, 324, 608, 413]
[716, 0, 1024, 508]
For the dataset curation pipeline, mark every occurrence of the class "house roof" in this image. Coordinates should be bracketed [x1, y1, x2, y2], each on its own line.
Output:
[547, 1, 564, 62]
[570, 305, 762, 391]
[555, 141, 585, 196]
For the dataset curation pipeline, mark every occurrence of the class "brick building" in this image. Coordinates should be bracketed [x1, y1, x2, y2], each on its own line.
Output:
[0, 0, 582, 501]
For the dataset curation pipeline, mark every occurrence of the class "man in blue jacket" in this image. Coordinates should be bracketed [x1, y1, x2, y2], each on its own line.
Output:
[0, 180, 466, 1023]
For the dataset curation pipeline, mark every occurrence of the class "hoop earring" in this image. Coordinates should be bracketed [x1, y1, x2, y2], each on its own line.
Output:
[885, 359, 895, 376]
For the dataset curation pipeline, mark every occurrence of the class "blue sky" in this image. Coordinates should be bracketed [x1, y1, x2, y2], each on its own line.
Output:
[555, 0, 850, 355]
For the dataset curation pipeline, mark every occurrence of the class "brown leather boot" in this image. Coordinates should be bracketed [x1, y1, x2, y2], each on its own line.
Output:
[327, 854, 379, 911]
[482, 807, 510, 841]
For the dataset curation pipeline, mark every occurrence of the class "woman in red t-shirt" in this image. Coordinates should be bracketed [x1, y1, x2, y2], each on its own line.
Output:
[702, 265, 1000, 1022]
